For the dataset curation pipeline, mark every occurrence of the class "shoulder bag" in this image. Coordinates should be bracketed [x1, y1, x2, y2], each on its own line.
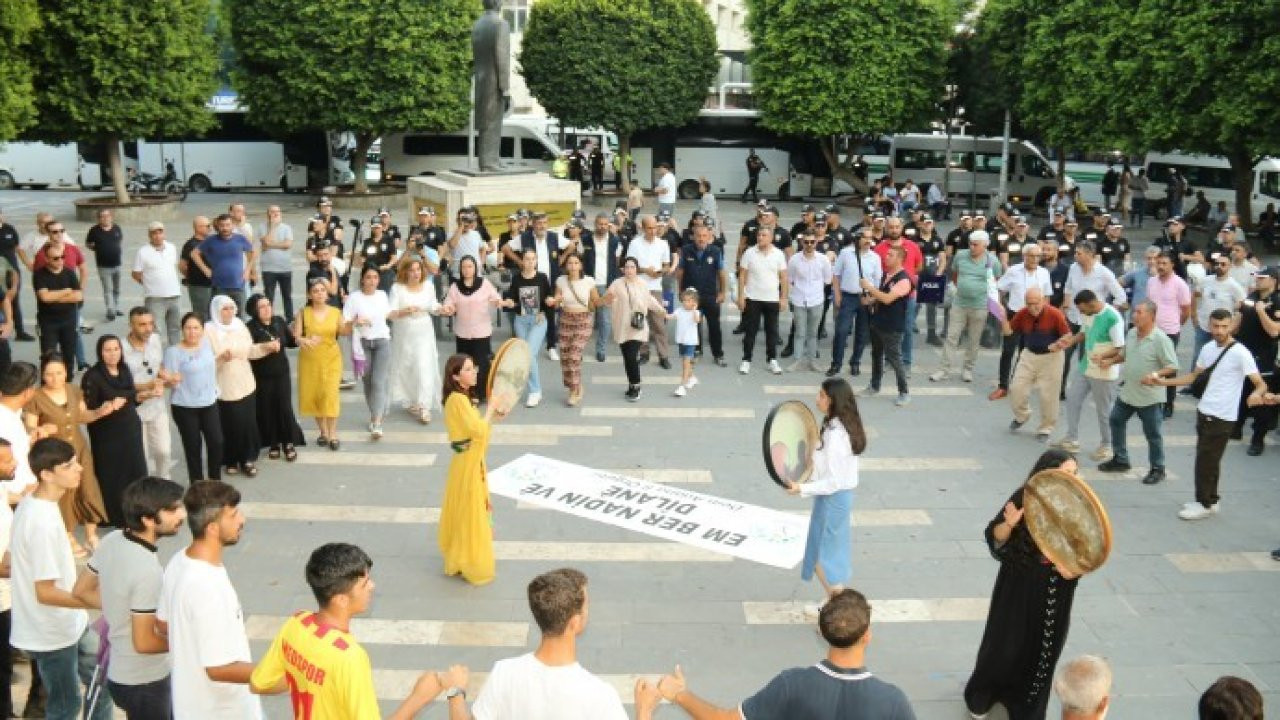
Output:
[1189, 341, 1235, 399]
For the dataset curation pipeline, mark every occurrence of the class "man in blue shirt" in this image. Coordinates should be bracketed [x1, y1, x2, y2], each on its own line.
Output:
[191, 214, 255, 314]
[677, 225, 727, 366]
[827, 228, 882, 377]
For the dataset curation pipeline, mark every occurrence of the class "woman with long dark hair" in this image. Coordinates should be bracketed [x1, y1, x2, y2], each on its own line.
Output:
[80, 334, 148, 527]
[437, 353, 509, 586]
[343, 265, 394, 439]
[245, 294, 304, 461]
[388, 257, 448, 423]
[500, 249, 557, 408]
[295, 278, 347, 449]
[442, 255, 503, 398]
[964, 447, 1083, 720]
[553, 252, 601, 406]
[784, 377, 867, 612]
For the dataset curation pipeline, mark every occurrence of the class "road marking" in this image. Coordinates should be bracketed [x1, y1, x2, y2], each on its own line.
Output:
[493, 541, 730, 562]
[292, 452, 436, 467]
[591, 375, 683, 386]
[336, 430, 559, 446]
[744, 597, 990, 624]
[785, 509, 933, 526]
[240, 502, 440, 524]
[1165, 552, 1280, 573]
[861, 457, 981, 471]
[246, 616, 528, 647]
[765, 385, 974, 397]
[581, 407, 755, 419]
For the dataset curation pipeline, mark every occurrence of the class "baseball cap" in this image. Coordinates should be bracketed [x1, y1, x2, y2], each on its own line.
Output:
[317, 196, 332, 207]
[1065, 218, 1079, 226]
[378, 207, 391, 216]
[959, 210, 973, 219]
[762, 206, 778, 216]
[1107, 219, 1123, 228]
[824, 204, 841, 214]
[147, 221, 165, 232]
[506, 213, 519, 221]
[802, 204, 815, 213]
[572, 209, 587, 220]
[1014, 216, 1028, 226]
[656, 210, 672, 221]
[417, 207, 431, 216]
[973, 209, 986, 217]
[756, 199, 769, 209]
[921, 214, 935, 223]
[1220, 224, 1237, 233]
[813, 211, 828, 224]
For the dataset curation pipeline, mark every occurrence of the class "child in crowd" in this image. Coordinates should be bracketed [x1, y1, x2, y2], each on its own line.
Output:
[671, 288, 702, 397]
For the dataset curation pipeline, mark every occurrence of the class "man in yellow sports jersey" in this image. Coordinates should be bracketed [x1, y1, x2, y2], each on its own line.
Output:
[250, 543, 469, 719]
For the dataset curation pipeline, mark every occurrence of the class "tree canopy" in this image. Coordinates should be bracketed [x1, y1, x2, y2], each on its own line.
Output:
[520, 0, 718, 189]
[227, 0, 477, 192]
[0, 0, 39, 140]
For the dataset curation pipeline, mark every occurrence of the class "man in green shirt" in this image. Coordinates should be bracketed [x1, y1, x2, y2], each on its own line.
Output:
[1092, 300, 1179, 484]
[1050, 289, 1125, 460]
[930, 230, 1002, 383]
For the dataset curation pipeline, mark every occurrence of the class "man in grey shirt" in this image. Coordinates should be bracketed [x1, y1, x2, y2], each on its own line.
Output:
[257, 206, 295, 323]
[73, 477, 187, 719]
[647, 588, 916, 720]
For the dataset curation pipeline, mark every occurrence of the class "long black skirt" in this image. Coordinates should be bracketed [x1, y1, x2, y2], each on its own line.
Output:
[218, 394, 261, 467]
[87, 409, 148, 528]
[253, 372, 305, 450]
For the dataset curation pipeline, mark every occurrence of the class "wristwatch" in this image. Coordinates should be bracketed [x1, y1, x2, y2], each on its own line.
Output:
[445, 687, 466, 700]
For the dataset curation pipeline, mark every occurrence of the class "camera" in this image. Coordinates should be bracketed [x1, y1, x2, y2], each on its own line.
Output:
[630, 312, 646, 330]
[349, 218, 363, 228]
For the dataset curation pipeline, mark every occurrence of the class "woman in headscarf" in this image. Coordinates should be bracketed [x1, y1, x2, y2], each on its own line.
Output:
[388, 257, 449, 423]
[80, 334, 147, 527]
[964, 448, 1084, 720]
[205, 294, 275, 477]
[245, 293, 304, 462]
[442, 255, 503, 399]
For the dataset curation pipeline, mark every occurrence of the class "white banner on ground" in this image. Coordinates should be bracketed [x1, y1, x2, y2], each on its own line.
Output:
[488, 454, 808, 569]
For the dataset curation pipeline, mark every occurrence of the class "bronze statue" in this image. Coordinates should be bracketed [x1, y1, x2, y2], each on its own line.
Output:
[472, 0, 511, 172]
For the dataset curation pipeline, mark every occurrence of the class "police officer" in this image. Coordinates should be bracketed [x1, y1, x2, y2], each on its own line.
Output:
[315, 196, 343, 244]
[377, 208, 402, 249]
[824, 205, 854, 249]
[1098, 218, 1131, 275]
[359, 216, 399, 291]
[946, 211, 974, 259]
[790, 204, 817, 240]
[1152, 215, 1197, 279]
[1001, 215, 1032, 269]
[589, 145, 606, 192]
[1040, 238, 1070, 309]
[1037, 211, 1067, 245]
[1058, 218, 1080, 266]
[1233, 266, 1280, 455]
[916, 214, 947, 347]
[1082, 208, 1108, 254]
[677, 223, 727, 366]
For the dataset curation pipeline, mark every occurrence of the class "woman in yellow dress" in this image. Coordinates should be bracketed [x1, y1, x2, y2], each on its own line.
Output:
[438, 353, 508, 585]
[293, 278, 348, 450]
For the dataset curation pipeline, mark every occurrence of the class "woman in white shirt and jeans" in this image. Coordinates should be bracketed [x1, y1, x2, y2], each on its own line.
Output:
[784, 378, 866, 613]
[343, 266, 393, 439]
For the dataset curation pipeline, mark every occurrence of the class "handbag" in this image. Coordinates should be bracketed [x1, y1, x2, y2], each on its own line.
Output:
[1189, 341, 1235, 399]
[625, 282, 646, 330]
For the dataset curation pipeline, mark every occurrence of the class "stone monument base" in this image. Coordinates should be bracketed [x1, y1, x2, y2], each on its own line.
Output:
[407, 170, 580, 232]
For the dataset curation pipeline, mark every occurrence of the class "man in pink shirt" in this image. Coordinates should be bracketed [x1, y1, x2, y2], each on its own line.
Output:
[1145, 252, 1191, 417]
[875, 217, 924, 373]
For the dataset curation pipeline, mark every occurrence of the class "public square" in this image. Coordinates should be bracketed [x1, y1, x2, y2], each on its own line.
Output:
[1, 188, 1278, 718]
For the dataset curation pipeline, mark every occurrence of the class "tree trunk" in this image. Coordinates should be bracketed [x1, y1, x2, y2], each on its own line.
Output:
[619, 133, 632, 193]
[352, 132, 376, 194]
[820, 139, 865, 196]
[1056, 147, 1066, 194]
[1226, 147, 1255, 231]
[107, 136, 128, 204]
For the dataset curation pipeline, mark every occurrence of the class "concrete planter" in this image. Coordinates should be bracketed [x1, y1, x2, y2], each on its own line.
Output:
[324, 186, 407, 213]
[74, 195, 184, 223]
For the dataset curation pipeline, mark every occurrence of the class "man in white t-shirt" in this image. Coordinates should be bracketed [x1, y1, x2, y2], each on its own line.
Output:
[463, 568, 649, 720]
[1152, 308, 1267, 520]
[448, 211, 490, 272]
[156, 480, 263, 719]
[0, 439, 18, 718]
[654, 163, 677, 217]
[1191, 255, 1247, 365]
[122, 308, 173, 479]
[0, 362, 39, 498]
[626, 216, 673, 367]
[737, 226, 789, 375]
[132, 221, 183, 347]
[11, 438, 110, 720]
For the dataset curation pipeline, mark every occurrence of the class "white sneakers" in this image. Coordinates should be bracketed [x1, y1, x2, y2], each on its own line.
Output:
[768, 359, 783, 375]
[739, 361, 750, 374]
[1178, 502, 1218, 521]
[547, 348, 560, 361]
[686, 376, 699, 388]
[673, 385, 687, 397]
[1091, 444, 1113, 462]
[929, 370, 947, 382]
[1052, 438, 1082, 453]
[526, 392, 542, 408]
[961, 369, 974, 383]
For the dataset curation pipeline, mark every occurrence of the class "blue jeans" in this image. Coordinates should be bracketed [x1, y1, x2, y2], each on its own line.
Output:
[513, 313, 547, 396]
[830, 293, 870, 370]
[594, 284, 612, 355]
[900, 295, 918, 367]
[28, 630, 113, 720]
[360, 337, 392, 420]
[1110, 399, 1165, 468]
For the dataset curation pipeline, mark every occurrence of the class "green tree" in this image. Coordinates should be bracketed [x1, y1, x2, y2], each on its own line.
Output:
[520, 0, 718, 191]
[28, 0, 219, 202]
[0, 0, 40, 142]
[228, 0, 477, 193]
[745, 0, 954, 190]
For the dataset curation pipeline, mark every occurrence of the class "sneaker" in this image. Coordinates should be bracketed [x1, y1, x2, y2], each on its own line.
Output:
[825, 365, 840, 377]
[1142, 467, 1166, 485]
[1178, 503, 1212, 521]
[714, 356, 727, 367]
[1091, 444, 1113, 461]
[673, 385, 687, 397]
[1097, 458, 1131, 473]
[624, 386, 641, 402]
[929, 370, 948, 382]
[658, 357, 672, 370]
[370, 423, 384, 440]
[768, 359, 783, 375]
[988, 387, 1007, 401]
[961, 369, 974, 382]
[596, 350, 606, 362]
[1271, 547, 1280, 561]
[739, 361, 751, 374]
[861, 385, 879, 396]
[786, 361, 806, 372]
[339, 377, 356, 390]
[547, 348, 560, 361]
[1035, 430, 1052, 443]
[1009, 419, 1026, 432]
[894, 393, 911, 407]
[1052, 438, 1081, 453]
[1247, 441, 1264, 456]
[526, 392, 542, 408]
[686, 376, 699, 388]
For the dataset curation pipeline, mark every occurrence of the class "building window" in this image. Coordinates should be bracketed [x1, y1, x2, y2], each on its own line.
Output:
[503, 0, 529, 33]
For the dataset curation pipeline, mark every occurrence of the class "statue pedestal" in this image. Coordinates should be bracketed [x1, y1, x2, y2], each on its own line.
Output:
[407, 171, 580, 231]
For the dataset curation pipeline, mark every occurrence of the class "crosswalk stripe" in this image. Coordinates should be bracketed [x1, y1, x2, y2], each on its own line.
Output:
[336, 430, 559, 446]
[493, 541, 730, 562]
[592, 375, 683, 385]
[861, 457, 981, 471]
[245, 616, 529, 647]
[764, 385, 974, 397]
[1165, 552, 1280, 573]
[372, 670, 654, 704]
[581, 407, 755, 419]
[744, 597, 990, 624]
[786, 509, 933, 526]
[240, 502, 440, 523]
[292, 452, 437, 467]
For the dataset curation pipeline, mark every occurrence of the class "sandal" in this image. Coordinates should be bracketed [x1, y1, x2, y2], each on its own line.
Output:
[225, 465, 240, 476]
[283, 445, 298, 462]
[268, 446, 281, 460]
[240, 463, 259, 478]
[328, 438, 340, 451]
[316, 435, 328, 447]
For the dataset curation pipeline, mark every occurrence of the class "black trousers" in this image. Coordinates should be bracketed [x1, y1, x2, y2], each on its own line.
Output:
[261, 271, 294, 322]
[1194, 412, 1234, 508]
[741, 299, 779, 362]
[39, 315, 79, 371]
[998, 330, 1022, 390]
[0, 609, 11, 719]
[108, 677, 172, 720]
[1235, 370, 1279, 443]
[1166, 332, 1180, 408]
[743, 174, 760, 201]
[697, 300, 723, 359]
[455, 336, 493, 399]
[620, 340, 643, 385]
[172, 404, 223, 482]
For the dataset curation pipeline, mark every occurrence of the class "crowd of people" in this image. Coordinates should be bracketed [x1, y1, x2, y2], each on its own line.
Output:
[0, 189, 1276, 718]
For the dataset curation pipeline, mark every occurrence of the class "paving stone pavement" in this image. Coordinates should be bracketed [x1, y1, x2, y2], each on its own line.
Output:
[2, 189, 1278, 718]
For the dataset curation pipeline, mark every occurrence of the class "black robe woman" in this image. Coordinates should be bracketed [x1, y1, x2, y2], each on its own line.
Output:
[964, 448, 1083, 720]
[81, 335, 148, 528]
[245, 294, 305, 461]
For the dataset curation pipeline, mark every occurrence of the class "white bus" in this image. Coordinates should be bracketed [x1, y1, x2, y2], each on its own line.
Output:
[380, 121, 562, 180]
[889, 133, 1063, 210]
[1140, 152, 1280, 220]
[0, 141, 104, 190]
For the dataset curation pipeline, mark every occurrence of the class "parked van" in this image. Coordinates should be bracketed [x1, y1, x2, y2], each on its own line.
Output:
[381, 122, 561, 180]
[1141, 152, 1280, 220]
[0, 141, 102, 190]
[889, 134, 1063, 210]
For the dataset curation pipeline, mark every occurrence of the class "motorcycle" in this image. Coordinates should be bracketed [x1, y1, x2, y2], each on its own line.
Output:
[127, 161, 187, 200]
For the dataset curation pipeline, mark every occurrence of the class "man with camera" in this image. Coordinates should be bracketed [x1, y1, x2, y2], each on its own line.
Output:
[1232, 266, 1280, 455]
[519, 212, 564, 359]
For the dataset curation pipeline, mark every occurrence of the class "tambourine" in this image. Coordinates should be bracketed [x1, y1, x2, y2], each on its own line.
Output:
[486, 338, 532, 414]
[762, 400, 821, 489]
[1023, 469, 1113, 576]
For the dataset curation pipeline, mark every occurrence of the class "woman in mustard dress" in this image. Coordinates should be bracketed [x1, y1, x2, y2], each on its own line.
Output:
[24, 352, 113, 557]
[294, 277, 348, 450]
[438, 353, 509, 585]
